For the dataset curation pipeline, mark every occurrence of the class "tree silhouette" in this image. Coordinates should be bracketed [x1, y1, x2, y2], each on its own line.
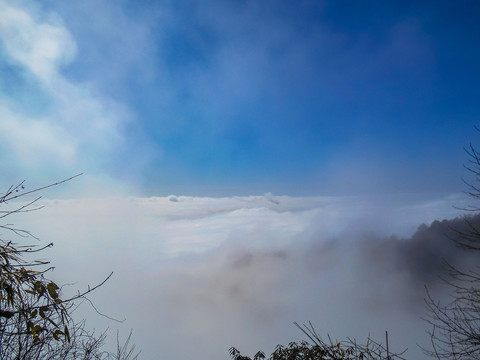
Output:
[424, 141, 480, 359]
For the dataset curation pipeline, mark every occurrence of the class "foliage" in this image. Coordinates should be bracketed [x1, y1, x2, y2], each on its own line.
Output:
[0, 176, 139, 359]
[229, 322, 406, 360]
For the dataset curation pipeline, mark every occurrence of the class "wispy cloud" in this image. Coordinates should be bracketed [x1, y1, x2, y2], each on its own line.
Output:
[0, 3, 76, 80]
[0, 1, 132, 190]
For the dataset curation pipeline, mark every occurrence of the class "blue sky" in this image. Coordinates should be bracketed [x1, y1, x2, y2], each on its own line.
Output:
[1, 0, 480, 196]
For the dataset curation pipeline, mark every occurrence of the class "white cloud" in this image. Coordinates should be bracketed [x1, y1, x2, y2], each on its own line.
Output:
[0, 102, 76, 163]
[0, 2, 76, 80]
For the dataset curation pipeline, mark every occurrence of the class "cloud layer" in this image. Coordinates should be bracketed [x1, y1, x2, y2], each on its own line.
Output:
[6, 192, 472, 359]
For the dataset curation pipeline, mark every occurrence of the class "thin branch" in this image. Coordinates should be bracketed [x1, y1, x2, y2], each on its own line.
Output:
[1, 174, 82, 203]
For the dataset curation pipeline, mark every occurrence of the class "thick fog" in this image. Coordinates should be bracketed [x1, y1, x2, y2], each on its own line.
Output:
[8, 193, 478, 359]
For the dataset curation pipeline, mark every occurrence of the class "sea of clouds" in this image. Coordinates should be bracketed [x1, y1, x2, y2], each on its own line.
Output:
[6, 192, 473, 359]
